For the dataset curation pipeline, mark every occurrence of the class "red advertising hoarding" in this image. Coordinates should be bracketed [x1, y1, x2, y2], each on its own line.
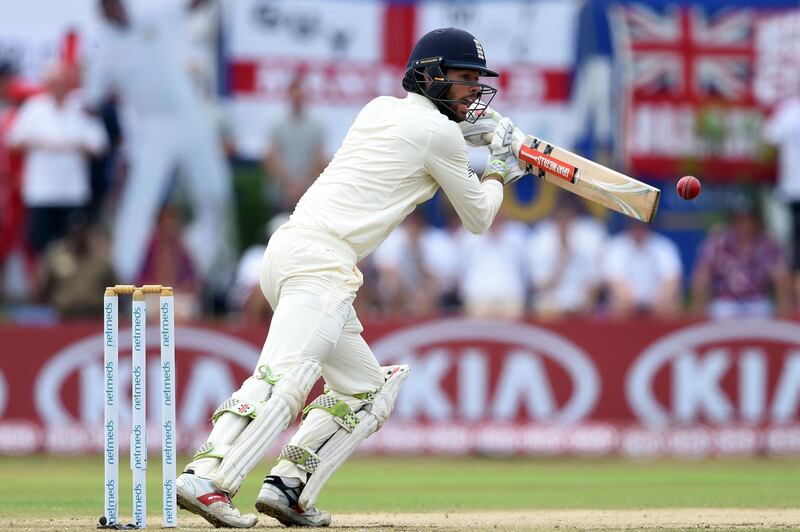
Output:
[1, 318, 799, 457]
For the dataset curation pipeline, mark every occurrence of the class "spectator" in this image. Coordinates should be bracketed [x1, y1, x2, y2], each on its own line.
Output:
[137, 204, 201, 322]
[372, 210, 453, 315]
[0, 60, 13, 114]
[455, 213, 528, 319]
[691, 202, 791, 319]
[527, 195, 606, 319]
[7, 62, 107, 256]
[602, 220, 683, 318]
[84, 0, 235, 285]
[763, 94, 800, 307]
[0, 60, 27, 299]
[262, 73, 327, 211]
[38, 211, 115, 318]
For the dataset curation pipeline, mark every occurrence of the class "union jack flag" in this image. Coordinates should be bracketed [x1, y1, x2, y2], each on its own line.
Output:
[612, 4, 755, 103]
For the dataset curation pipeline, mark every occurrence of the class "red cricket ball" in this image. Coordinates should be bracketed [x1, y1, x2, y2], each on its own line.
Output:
[676, 175, 701, 200]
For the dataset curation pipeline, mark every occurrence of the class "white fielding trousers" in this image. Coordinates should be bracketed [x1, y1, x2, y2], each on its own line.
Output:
[111, 114, 232, 282]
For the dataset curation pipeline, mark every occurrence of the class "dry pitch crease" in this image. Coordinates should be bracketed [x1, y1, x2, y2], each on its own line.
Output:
[3, 509, 800, 531]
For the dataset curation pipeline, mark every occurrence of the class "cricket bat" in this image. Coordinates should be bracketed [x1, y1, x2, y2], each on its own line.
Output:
[480, 130, 661, 223]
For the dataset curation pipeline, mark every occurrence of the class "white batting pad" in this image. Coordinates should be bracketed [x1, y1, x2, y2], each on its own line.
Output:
[187, 375, 274, 479]
[214, 360, 322, 494]
[299, 365, 409, 510]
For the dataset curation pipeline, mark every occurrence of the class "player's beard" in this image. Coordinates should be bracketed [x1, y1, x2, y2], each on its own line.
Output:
[445, 93, 474, 122]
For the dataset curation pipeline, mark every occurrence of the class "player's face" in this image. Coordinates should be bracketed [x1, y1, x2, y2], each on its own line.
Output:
[444, 69, 482, 121]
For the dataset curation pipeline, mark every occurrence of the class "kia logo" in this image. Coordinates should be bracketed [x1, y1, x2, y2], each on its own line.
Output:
[371, 319, 600, 423]
[35, 327, 260, 425]
[627, 320, 800, 427]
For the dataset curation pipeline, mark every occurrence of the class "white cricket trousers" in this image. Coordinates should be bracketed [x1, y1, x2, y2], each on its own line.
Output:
[111, 114, 232, 282]
[258, 223, 385, 400]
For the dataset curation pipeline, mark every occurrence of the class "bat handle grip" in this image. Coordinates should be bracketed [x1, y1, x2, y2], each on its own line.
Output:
[512, 136, 523, 156]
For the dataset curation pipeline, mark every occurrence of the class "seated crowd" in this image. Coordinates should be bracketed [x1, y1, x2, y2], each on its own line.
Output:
[0, 61, 791, 323]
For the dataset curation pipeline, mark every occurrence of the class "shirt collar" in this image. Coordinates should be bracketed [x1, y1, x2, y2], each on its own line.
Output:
[405, 92, 438, 111]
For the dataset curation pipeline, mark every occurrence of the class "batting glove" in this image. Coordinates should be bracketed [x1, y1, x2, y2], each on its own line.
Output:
[483, 117, 525, 185]
[458, 106, 504, 147]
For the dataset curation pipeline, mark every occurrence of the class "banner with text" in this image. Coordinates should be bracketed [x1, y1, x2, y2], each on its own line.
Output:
[599, 0, 800, 181]
[224, 0, 580, 161]
[1, 317, 799, 457]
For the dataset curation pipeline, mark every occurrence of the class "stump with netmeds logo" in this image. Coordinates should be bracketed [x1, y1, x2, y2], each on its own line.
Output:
[100, 285, 178, 529]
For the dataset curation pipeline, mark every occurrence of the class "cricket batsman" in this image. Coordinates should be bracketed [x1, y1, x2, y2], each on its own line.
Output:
[175, 27, 526, 528]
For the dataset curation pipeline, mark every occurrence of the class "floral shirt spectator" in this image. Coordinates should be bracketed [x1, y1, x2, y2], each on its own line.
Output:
[696, 229, 783, 301]
[692, 209, 790, 319]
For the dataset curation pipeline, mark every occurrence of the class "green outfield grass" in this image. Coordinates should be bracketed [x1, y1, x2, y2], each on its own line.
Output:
[0, 454, 799, 519]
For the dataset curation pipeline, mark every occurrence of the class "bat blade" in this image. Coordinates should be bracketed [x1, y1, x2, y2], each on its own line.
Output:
[521, 136, 660, 223]
[481, 130, 661, 223]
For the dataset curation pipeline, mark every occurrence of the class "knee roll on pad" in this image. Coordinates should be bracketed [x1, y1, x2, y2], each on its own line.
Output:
[214, 360, 322, 494]
[298, 365, 409, 510]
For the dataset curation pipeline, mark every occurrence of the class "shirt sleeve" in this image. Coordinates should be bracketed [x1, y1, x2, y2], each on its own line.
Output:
[602, 239, 625, 281]
[424, 121, 503, 234]
[655, 236, 682, 280]
[763, 100, 800, 144]
[6, 100, 37, 147]
[82, 114, 109, 154]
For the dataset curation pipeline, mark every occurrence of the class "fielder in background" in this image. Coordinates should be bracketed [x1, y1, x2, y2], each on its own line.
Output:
[84, 0, 234, 286]
[175, 27, 526, 528]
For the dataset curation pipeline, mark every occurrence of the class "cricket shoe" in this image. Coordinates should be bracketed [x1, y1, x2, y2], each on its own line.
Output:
[176, 471, 258, 528]
[255, 475, 331, 527]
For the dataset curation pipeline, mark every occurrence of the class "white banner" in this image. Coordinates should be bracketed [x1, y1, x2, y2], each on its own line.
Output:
[224, 0, 581, 161]
[416, 1, 579, 66]
[0, 0, 98, 80]
[226, 0, 384, 61]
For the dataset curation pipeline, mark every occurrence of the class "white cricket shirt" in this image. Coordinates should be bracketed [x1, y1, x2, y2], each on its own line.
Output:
[763, 97, 800, 200]
[8, 92, 107, 207]
[83, 2, 199, 118]
[602, 231, 682, 304]
[288, 93, 504, 260]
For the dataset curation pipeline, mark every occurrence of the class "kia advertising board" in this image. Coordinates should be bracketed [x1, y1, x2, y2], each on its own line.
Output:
[1, 318, 799, 457]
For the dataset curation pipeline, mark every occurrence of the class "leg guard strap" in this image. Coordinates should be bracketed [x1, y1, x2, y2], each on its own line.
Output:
[299, 365, 409, 510]
[193, 441, 228, 460]
[212, 397, 259, 423]
[303, 394, 360, 432]
[188, 370, 275, 473]
[279, 444, 321, 474]
[191, 397, 260, 462]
